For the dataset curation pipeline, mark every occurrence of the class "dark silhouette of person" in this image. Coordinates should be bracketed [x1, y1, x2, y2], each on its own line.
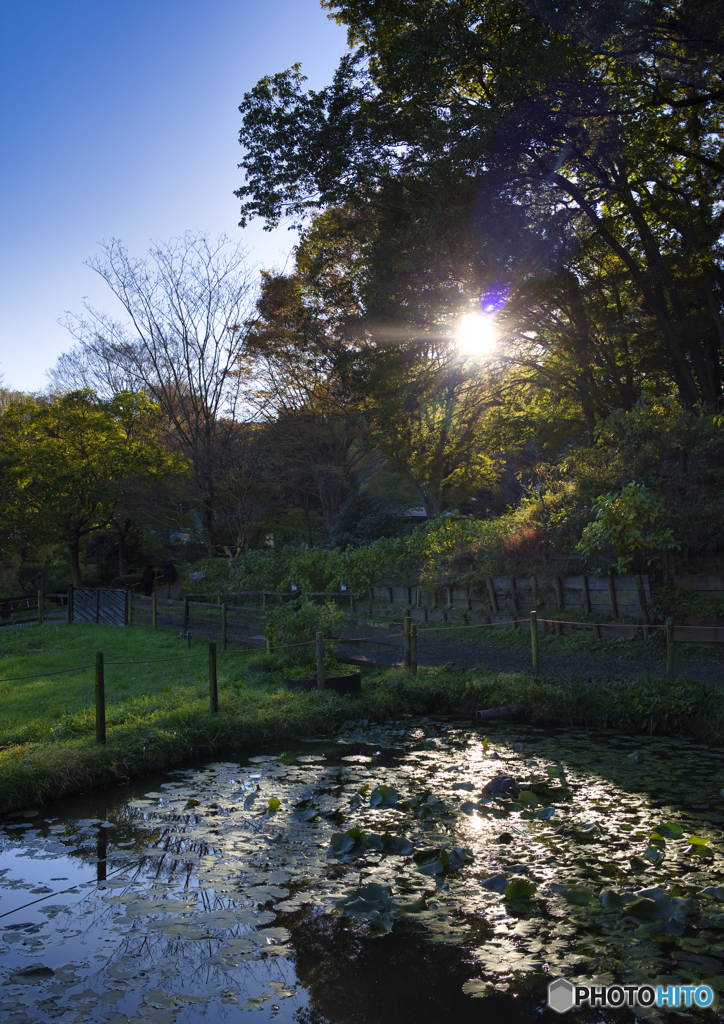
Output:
[162, 561, 177, 597]
[142, 565, 155, 597]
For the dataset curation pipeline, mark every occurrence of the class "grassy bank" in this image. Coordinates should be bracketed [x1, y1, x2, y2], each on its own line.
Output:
[1, 622, 723, 815]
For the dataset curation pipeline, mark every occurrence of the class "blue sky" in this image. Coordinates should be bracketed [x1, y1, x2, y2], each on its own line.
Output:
[0, 0, 348, 391]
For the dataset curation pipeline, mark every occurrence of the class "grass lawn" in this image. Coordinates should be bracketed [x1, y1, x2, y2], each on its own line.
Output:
[2, 621, 724, 817]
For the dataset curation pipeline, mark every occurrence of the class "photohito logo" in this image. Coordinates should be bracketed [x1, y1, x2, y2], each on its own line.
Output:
[547, 978, 714, 1013]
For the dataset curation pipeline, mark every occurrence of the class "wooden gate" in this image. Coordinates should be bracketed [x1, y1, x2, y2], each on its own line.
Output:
[69, 586, 128, 626]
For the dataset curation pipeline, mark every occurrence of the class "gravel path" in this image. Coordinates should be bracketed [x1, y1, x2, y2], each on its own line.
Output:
[339, 623, 724, 685]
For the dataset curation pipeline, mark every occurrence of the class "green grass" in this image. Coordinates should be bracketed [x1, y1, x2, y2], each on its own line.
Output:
[2, 621, 724, 817]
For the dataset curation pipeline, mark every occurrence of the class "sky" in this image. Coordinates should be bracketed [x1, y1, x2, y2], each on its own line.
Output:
[0, 0, 349, 391]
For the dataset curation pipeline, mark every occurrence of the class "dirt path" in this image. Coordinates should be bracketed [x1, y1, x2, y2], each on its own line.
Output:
[339, 623, 724, 685]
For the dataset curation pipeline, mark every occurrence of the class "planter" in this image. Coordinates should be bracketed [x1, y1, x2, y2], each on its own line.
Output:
[283, 672, 362, 696]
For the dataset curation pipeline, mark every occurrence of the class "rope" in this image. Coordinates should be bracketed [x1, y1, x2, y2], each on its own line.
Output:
[0, 663, 94, 682]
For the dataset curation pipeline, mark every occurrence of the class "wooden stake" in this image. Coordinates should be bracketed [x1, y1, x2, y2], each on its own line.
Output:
[316, 631, 325, 690]
[667, 616, 675, 678]
[95, 652, 106, 745]
[209, 642, 218, 713]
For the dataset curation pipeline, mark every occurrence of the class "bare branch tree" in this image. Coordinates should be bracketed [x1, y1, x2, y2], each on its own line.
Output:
[50, 233, 261, 553]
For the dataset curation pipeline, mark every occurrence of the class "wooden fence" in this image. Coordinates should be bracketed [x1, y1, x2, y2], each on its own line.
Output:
[371, 574, 652, 620]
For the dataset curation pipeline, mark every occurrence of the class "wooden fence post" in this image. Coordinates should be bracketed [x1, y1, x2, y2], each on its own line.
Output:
[95, 652, 106, 745]
[510, 578, 519, 629]
[530, 610, 540, 674]
[582, 574, 591, 614]
[182, 596, 189, 634]
[316, 632, 325, 690]
[404, 613, 412, 668]
[67, 584, 73, 624]
[607, 574, 618, 618]
[667, 616, 675, 678]
[221, 602, 227, 651]
[152, 592, 157, 630]
[635, 575, 649, 639]
[411, 623, 418, 675]
[209, 642, 218, 713]
[485, 577, 498, 614]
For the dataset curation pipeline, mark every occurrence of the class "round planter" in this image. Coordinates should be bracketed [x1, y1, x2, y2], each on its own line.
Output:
[283, 672, 361, 696]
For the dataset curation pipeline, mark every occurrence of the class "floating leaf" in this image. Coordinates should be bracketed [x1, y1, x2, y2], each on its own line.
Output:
[369, 785, 400, 808]
[504, 879, 536, 900]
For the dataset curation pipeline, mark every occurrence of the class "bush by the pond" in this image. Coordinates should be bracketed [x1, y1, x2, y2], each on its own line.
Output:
[263, 599, 347, 670]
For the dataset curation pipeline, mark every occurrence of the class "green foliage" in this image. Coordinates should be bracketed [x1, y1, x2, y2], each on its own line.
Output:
[576, 483, 678, 574]
[0, 390, 186, 585]
[177, 558, 231, 593]
[263, 599, 347, 668]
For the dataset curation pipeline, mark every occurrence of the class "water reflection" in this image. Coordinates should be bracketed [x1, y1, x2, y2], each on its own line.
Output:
[2, 721, 724, 1022]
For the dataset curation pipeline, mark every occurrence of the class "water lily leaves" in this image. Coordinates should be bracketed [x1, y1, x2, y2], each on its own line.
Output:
[348, 784, 370, 809]
[414, 846, 473, 876]
[687, 834, 713, 856]
[329, 828, 367, 860]
[557, 886, 596, 906]
[504, 879, 536, 900]
[369, 785, 399, 808]
[653, 822, 684, 840]
[699, 886, 724, 901]
[292, 798, 319, 822]
[480, 874, 508, 894]
[334, 883, 395, 934]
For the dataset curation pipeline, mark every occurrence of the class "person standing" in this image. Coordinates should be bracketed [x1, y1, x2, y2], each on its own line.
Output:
[142, 565, 155, 597]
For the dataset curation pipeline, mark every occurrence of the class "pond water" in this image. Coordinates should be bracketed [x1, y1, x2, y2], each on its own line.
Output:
[2, 719, 724, 1023]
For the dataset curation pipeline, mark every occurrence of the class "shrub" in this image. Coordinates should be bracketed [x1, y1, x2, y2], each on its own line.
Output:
[576, 482, 679, 574]
[263, 599, 347, 669]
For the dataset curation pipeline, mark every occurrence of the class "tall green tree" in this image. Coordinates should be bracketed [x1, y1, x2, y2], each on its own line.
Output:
[237, 0, 724, 410]
[0, 391, 184, 585]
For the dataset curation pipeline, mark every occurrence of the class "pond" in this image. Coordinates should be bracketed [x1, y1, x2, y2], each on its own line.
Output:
[2, 717, 724, 1023]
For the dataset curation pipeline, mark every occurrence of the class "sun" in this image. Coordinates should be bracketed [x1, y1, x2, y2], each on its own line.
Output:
[457, 313, 497, 356]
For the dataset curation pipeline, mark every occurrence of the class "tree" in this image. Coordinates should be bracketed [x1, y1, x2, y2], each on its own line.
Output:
[0, 391, 183, 585]
[247, 269, 371, 532]
[237, 0, 724, 410]
[49, 233, 259, 554]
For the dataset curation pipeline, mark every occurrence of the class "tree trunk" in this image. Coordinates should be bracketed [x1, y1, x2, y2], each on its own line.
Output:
[69, 545, 83, 587]
[118, 531, 126, 577]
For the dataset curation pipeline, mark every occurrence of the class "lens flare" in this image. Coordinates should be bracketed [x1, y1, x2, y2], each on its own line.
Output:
[457, 313, 497, 355]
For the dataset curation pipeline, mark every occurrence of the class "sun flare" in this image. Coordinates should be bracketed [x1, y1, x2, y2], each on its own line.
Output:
[457, 313, 497, 355]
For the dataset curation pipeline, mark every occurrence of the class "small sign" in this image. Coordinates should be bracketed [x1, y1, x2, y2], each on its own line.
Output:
[340, 583, 347, 591]
[291, 583, 297, 591]
[189, 570, 207, 581]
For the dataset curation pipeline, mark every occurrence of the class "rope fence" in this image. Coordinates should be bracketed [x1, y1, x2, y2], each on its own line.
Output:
[0, 596, 719, 744]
